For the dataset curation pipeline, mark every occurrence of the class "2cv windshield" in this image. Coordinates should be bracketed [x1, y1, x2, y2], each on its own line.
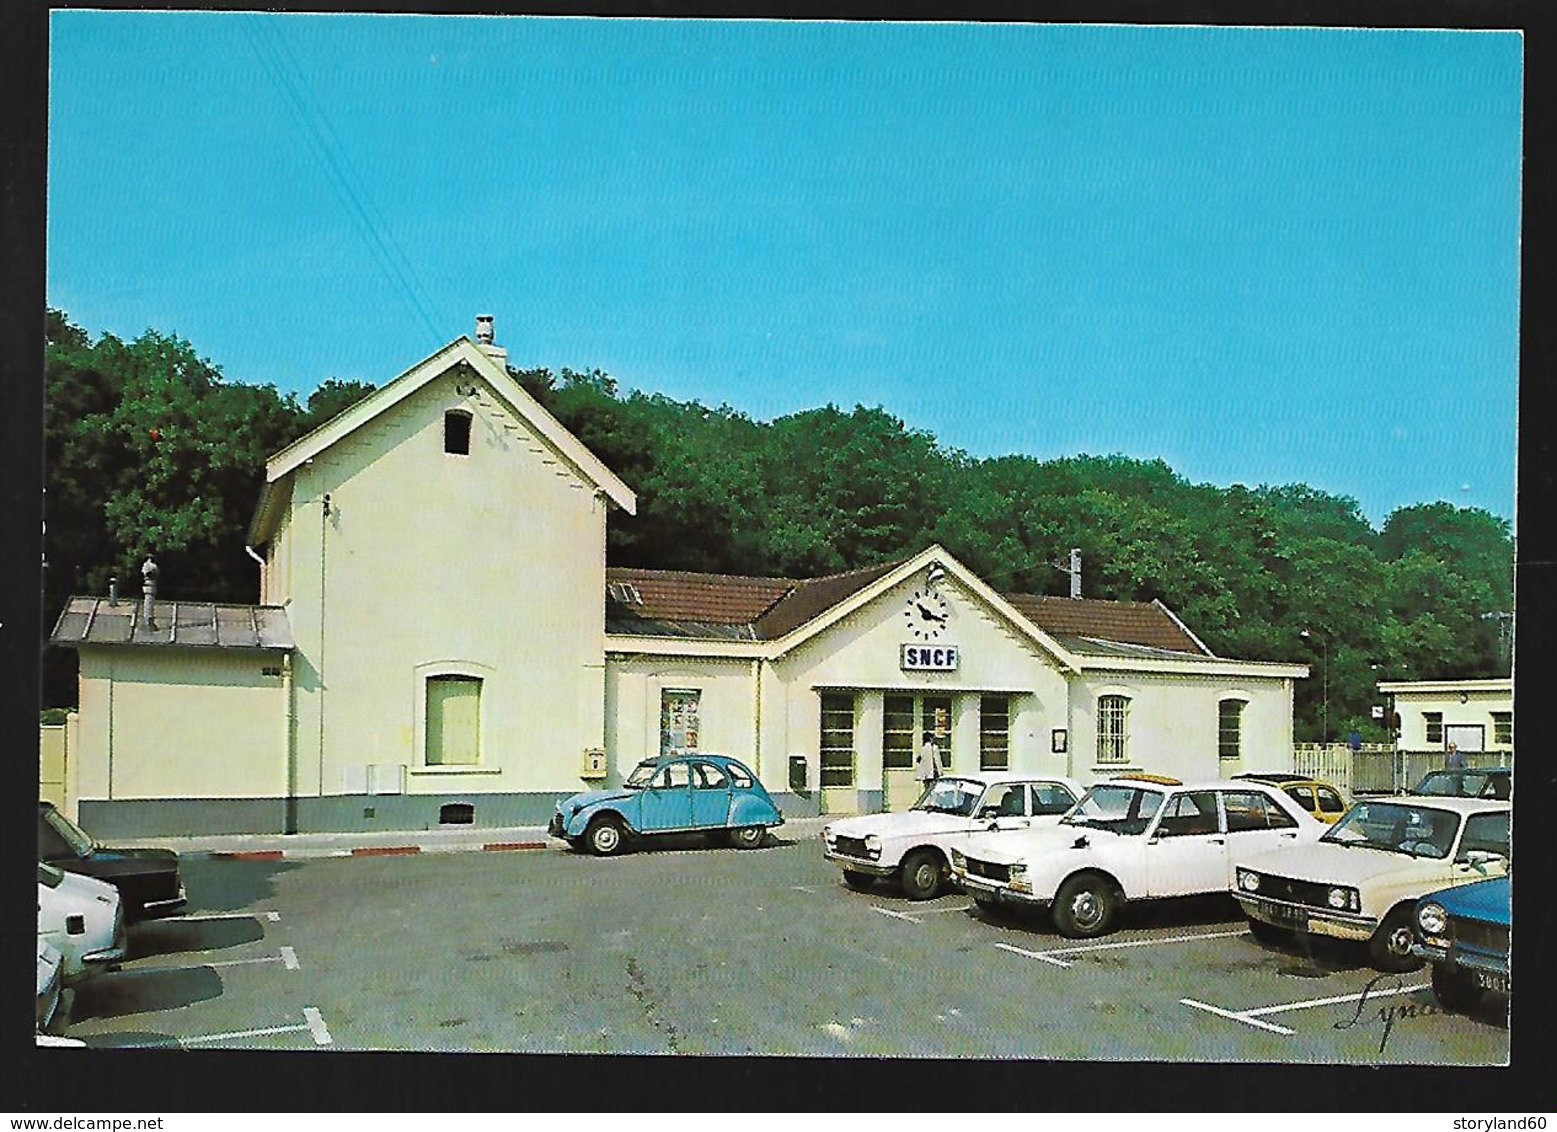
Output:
[624, 762, 660, 788]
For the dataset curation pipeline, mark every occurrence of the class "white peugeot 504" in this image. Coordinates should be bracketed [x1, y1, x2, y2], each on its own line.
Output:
[822, 772, 1083, 900]
[950, 776, 1326, 937]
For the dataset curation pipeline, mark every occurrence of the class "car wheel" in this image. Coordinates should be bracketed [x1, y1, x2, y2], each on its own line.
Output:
[1052, 873, 1118, 939]
[899, 849, 942, 901]
[1367, 905, 1424, 973]
[730, 825, 765, 850]
[1246, 917, 1291, 947]
[585, 816, 626, 857]
[1430, 963, 1484, 1012]
[842, 870, 875, 892]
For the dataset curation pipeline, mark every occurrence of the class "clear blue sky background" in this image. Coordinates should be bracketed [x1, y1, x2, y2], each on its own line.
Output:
[47, 13, 1523, 528]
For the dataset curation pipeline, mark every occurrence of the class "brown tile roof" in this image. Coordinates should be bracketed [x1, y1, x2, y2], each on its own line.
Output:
[605, 561, 1210, 656]
[1002, 594, 1208, 655]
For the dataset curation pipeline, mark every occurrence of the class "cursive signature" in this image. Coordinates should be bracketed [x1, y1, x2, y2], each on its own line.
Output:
[1333, 971, 1439, 1054]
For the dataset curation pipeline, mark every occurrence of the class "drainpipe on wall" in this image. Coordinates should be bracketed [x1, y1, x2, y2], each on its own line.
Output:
[283, 651, 298, 834]
[317, 493, 330, 811]
[751, 658, 763, 780]
[245, 545, 265, 603]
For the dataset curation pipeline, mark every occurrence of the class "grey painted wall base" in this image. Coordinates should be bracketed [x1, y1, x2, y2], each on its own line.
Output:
[78, 791, 569, 839]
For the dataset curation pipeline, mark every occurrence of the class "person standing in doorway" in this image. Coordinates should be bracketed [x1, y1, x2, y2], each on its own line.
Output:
[1446, 742, 1467, 770]
[916, 734, 943, 785]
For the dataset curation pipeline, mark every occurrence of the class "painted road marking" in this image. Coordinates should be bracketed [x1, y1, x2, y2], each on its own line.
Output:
[995, 928, 1247, 969]
[1181, 981, 1429, 1035]
[304, 1007, 333, 1045]
[790, 885, 820, 893]
[1181, 998, 1295, 1035]
[996, 942, 1072, 968]
[118, 1010, 331, 1049]
[870, 906, 922, 923]
[281, 946, 300, 970]
[114, 951, 298, 974]
[160, 911, 280, 923]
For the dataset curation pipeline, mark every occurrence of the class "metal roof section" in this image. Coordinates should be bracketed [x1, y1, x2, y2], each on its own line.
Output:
[50, 597, 295, 651]
[249, 336, 636, 545]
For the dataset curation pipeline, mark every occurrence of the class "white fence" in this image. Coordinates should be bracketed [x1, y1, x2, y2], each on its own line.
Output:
[1293, 743, 1512, 796]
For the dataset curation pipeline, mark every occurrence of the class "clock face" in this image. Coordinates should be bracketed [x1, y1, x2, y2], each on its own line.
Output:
[904, 588, 950, 640]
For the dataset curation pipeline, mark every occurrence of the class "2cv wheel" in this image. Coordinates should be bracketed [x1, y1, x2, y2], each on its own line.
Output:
[730, 825, 765, 850]
[586, 816, 626, 856]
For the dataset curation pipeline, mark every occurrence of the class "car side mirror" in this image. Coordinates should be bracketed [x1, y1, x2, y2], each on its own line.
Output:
[977, 806, 998, 819]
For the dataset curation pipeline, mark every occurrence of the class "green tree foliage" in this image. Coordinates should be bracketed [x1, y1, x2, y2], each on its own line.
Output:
[43, 310, 1515, 741]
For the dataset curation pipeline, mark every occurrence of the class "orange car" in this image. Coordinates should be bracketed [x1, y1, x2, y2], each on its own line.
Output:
[1232, 773, 1349, 823]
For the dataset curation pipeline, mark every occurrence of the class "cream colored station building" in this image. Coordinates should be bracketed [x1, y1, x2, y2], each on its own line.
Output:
[51, 327, 1307, 837]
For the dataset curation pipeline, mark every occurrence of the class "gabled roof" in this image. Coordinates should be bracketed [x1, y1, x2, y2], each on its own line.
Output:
[604, 561, 904, 643]
[605, 551, 1206, 658]
[50, 597, 294, 651]
[1002, 594, 1211, 657]
[249, 337, 635, 544]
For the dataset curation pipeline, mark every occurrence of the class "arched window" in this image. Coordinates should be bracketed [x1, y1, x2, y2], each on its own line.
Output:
[1097, 695, 1130, 764]
[444, 410, 472, 456]
[1218, 698, 1246, 761]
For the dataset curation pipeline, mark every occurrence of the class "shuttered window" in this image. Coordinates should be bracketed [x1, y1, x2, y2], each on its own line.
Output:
[426, 675, 481, 765]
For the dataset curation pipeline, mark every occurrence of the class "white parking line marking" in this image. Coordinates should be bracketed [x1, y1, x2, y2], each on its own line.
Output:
[915, 904, 974, 914]
[1244, 982, 1429, 1019]
[1181, 999, 1295, 1035]
[790, 885, 820, 893]
[159, 912, 279, 923]
[130, 1023, 314, 1047]
[1047, 928, 1248, 957]
[994, 927, 1246, 968]
[281, 946, 300, 970]
[870, 907, 922, 923]
[200, 955, 288, 970]
[996, 942, 1071, 968]
[304, 1007, 333, 1046]
[1180, 980, 1429, 1036]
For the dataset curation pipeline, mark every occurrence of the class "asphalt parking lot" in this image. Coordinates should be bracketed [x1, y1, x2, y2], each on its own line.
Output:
[56, 829, 1510, 1062]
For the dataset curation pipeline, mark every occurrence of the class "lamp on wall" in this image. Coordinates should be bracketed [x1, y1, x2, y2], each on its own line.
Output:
[926, 562, 947, 587]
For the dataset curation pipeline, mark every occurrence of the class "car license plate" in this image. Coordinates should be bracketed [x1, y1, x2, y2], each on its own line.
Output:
[1472, 970, 1509, 994]
[1265, 901, 1307, 929]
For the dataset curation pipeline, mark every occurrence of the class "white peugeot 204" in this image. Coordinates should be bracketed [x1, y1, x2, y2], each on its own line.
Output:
[822, 772, 1083, 900]
[1233, 794, 1510, 972]
[950, 776, 1327, 937]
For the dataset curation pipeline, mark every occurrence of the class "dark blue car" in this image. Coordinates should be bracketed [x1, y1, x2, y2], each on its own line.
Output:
[548, 753, 785, 855]
[1411, 875, 1510, 1012]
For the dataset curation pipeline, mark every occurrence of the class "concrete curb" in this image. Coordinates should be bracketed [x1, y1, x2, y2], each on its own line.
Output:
[161, 817, 831, 862]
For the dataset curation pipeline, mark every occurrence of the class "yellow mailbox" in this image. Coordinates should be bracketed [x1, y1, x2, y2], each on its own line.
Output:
[581, 748, 608, 780]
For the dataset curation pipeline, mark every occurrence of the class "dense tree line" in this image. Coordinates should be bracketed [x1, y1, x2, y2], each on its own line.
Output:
[44, 310, 1514, 743]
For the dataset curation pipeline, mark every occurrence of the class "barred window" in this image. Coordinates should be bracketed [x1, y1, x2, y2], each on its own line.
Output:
[1491, 712, 1512, 746]
[1097, 695, 1130, 764]
[1424, 712, 1443, 745]
[980, 696, 1010, 771]
[820, 693, 857, 788]
[1218, 699, 1245, 760]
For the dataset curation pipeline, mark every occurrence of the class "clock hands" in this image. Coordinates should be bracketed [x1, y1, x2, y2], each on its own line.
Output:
[915, 601, 947, 624]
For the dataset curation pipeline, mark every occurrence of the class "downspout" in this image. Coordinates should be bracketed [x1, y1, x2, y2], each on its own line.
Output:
[245, 545, 265, 603]
[318, 494, 330, 809]
[283, 651, 297, 834]
[106, 656, 115, 800]
[751, 657, 763, 780]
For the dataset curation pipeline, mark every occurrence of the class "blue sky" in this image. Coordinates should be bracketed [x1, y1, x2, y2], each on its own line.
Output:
[47, 13, 1523, 527]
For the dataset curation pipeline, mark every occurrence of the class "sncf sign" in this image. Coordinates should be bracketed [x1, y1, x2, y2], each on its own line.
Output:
[901, 644, 960, 671]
